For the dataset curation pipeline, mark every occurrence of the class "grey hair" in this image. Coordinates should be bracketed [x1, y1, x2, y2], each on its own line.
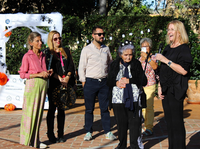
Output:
[140, 38, 152, 49]
[118, 44, 135, 56]
[26, 32, 41, 50]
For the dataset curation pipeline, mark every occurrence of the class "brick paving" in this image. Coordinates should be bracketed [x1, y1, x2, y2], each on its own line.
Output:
[0, 99, 199, 149]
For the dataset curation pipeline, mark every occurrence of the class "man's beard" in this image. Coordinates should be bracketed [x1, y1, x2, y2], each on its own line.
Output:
[95, 39, 103, 45]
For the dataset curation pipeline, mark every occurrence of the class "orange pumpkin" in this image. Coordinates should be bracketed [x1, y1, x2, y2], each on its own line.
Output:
[4, 29, 12, 37]
[0, 72, 8, 86]
[4, 103, 16, 111]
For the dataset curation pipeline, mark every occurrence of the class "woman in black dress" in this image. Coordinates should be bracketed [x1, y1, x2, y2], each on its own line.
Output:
[156, 20, 193, 149]
[43, 30, 75, 143]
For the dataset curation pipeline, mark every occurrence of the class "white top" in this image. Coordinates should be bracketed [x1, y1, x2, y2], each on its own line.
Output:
[78, 42, 112, 82]
[112, 63, 139, 104]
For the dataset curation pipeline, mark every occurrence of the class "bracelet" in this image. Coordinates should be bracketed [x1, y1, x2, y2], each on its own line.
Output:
[148, 59, 152, 63]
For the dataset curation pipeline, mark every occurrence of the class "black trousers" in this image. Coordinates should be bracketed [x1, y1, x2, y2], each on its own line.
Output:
[46, 91, 65, 139]
[162, 88, 186, 149]
[113, 103, 142, 149]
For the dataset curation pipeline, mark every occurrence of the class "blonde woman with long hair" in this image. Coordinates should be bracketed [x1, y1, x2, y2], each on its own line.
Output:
[43, 30, 75, 143]
[156, 20, 192, 149]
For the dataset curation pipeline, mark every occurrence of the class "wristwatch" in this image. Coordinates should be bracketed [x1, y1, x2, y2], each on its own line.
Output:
[167, 60, 172, 67]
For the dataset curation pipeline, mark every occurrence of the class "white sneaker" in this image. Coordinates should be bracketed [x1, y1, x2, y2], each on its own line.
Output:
[39, 143, 47, 148]
[105, 131, 117, 140]
[84, 132, 92, 141]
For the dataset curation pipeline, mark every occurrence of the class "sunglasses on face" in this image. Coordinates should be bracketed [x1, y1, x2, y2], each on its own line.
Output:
[94, 33, 105, 36]
[53, 37, 62, 41]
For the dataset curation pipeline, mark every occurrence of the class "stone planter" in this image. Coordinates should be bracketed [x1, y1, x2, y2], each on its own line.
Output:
[186, 80, 200, 104]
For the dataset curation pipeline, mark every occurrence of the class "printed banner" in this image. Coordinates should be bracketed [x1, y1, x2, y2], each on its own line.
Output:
[0, 75, 49, 109]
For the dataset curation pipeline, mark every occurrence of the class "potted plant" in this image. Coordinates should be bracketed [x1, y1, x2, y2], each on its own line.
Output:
[186, 31, 200, 104]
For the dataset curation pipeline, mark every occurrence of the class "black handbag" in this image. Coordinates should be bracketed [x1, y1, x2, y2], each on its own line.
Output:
[52, 85, 76, 110]
[140, 87, 147, 108]
[48, 50, 76, 110]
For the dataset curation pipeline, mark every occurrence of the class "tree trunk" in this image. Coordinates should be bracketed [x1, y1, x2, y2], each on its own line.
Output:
[99, 0, 106, 15]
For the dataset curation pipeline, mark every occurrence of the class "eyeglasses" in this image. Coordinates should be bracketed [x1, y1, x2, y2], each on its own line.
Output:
[93, 33, 105, 36]
[53, 37, 62, 41]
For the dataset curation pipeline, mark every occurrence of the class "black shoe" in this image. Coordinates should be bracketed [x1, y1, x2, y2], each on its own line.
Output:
[57, 137, 65, 143]
[115, 144, 120, 149]
[49, 137, 57, 143]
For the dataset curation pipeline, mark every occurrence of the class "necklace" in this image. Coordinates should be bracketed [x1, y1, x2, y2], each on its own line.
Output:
[171, 42, 180, 48]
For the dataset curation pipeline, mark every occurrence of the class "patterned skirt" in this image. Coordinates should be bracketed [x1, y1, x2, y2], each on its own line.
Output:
[20, 78, 47, 147]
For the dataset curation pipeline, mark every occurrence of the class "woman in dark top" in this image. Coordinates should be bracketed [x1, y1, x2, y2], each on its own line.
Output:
[156, 20, 192, 149]
[43, 30, 75, 143]
[107, 41, 147, 149]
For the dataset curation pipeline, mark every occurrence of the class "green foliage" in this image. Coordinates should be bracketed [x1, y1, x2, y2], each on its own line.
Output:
[6, 27, 48, 74]
[108, 0, 150, 16]
[188, 32, 200, 80]
[6, 27, 31, 74]
[5, 15, 200, 83]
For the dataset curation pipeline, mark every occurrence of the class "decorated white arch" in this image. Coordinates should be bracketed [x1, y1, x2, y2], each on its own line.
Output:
[0, 12, 63, 109]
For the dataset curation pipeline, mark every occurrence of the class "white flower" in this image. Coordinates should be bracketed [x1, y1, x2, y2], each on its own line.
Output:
[122, 34, 125, 38]
[109, 36, 112, 40]
[147, 29, 150, 32]
[77, 41, 79, 44]
[140, 31, 143, 34]
[129, 33, 133, 36]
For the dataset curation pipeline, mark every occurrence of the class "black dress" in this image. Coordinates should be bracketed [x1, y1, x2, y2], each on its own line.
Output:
[43, 47, 75, 141]
[160, 44, 192, 100]
[159, 44, 192, 149]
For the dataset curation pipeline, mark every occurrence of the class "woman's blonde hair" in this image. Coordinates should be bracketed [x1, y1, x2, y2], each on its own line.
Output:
[47, 30, 67, 59]
[166, 20, 189, 45]
[26, 32, 41, 50]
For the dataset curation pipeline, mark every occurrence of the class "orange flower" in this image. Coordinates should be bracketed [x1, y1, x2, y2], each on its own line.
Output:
[4, 29, 12, 37]
[0, 72, 8, 86]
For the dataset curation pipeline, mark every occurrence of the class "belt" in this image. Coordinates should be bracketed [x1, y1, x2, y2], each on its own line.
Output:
[86, 77, 107, 82]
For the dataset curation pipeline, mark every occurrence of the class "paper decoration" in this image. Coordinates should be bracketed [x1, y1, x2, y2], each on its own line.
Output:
[129, 33, 133, 36]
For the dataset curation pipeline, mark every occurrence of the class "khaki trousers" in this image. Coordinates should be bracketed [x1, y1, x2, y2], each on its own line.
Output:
[142, 84, 156, 132]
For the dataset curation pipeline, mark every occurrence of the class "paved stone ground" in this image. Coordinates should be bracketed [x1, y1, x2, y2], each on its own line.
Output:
[0, 99, 199, 149]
